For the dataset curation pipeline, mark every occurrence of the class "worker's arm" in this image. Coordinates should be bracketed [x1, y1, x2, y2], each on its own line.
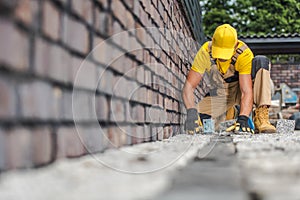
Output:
[182, 70, 203, 109]
[239, 74, 253, 116]
[226, 74, 254, 133]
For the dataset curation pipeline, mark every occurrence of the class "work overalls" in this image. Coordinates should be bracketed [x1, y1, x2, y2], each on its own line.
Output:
[197, 42, 272, 118]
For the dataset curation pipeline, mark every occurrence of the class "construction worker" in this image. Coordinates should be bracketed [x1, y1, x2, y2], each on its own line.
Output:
[182, 24, 276, 134]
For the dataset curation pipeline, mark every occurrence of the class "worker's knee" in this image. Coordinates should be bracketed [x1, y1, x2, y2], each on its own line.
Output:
[251, 55, 271, 79]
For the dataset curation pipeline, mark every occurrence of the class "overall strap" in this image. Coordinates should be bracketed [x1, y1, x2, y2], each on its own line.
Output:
[230, 44, 249, 67]
[208, 42, 216, 65]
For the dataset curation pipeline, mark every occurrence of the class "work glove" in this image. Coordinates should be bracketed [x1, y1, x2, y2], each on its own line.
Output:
[184, 108, 202, 134]
[226, 115, 254, 134]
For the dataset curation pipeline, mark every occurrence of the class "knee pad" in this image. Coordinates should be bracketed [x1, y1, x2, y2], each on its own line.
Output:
[251, 55, 270, 79]
[199, 113, 211, 124]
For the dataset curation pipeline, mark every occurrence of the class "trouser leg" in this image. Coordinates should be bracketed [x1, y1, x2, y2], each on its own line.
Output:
[253, 68, 272, 107]
[252, 55, 273, 107]
[251, 55, 276, 133]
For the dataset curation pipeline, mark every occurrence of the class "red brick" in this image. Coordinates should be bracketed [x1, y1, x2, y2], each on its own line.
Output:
[93, 38, 123, 70]
[159, 79, 166, 93]
[97, 67, 114, 95]
[32, 127, 53, 166]
[71, 56, 84, 84]
[152, 75, 159, 90]
[131, 125, 144, 144]
[100, 127, 110, 149]
[157, 126, 164, 141]
[34, 38, 71, 83]
[163, 126, 170, 139]
[146, 106, 161, 123]
[15, 0, 38, 25]
[6, 128, 33, 169]
[52, 87, 63, 120]
[132, 0, 140, 16]
[107, 126, 129, 148]
[145, 69, 152, 86]
[136, 66, 144, 83]
[131, 86, 147, 103]
[72, 90, 93, 122]
[77, 125, 105, 153]
[159, 109, 168, 124]
[151, 92, 158, 105]
[122, 0, 134, 8]
[144, 125, 151, 142]
[0, 77, 16, 119]
[158, 94, 163, 107]
[123, 126, 132, 144]
[138, 86, 148, 104]
[111, 21, 123, 45]
[56, 126, 85, 158]
[109, 99, 125, 122]
[19, 81, 54, 120]
[43, 1, 60, 40]
[136, 26, 147, 45]
[0, 19, 29, 71]
[71, 0, 93, 25]
[113, 77, 138, 100]
[94, 10, 111, 35]
[147, 89, 153, 105]
[124, 102, 131, 122]
[0, 128, 6, 170]
[73, 59, 97, 90]
[110, 54, 133, 75]
[130, 104, 145, 123]
[111, 0, 127, 26]
[63, 15, 89, 54]
[61, 91, 73, 121]
[92, 36, 108, 65]
[151, 126, 157, 141]
[173, 100, 179, 112]
[95, 0, 108, 8]
[95, 95, 109, 121]
[125, 10, 135, 29]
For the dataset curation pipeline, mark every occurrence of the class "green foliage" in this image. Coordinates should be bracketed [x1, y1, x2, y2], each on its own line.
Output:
[201, 0, 300, 36]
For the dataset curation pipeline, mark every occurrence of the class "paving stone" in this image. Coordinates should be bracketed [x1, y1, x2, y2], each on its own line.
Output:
[156, 136, 248, 200]
[276, 119, 295, 134]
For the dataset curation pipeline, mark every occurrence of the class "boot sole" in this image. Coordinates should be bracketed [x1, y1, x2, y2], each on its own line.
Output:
[255, 129, 276, 134]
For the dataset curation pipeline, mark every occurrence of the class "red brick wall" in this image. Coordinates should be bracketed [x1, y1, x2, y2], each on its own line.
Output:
[271, 63, 300, 95]
[0, 0, 200, 170]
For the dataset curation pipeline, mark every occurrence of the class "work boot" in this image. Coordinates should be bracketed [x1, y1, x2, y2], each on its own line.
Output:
[254, 105, 276, 133]
[226, 106, 238, 120]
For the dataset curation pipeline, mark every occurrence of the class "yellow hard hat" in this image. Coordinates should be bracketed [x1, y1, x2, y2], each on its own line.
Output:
[212, 24, 237, 60]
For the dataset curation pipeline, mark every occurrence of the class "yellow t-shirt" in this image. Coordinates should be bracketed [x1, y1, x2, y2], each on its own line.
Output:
[191, 40, 254, 75]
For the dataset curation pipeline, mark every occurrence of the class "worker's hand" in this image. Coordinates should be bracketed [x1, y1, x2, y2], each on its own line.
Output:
[185, 108, 202, 134]
[226, 115, 254, 134]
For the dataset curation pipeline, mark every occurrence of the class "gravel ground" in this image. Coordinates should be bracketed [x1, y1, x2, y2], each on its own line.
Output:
[1, 131, 300, 200]
[0, 134, 211, 200]
[233, 132, 300, 200]
[156, 131, 300, 200]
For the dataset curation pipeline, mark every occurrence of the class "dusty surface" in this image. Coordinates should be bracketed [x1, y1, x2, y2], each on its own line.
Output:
[156, 132, 300, 200]
[0, 134, 210, 200]
[1, 132, 300, 200]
